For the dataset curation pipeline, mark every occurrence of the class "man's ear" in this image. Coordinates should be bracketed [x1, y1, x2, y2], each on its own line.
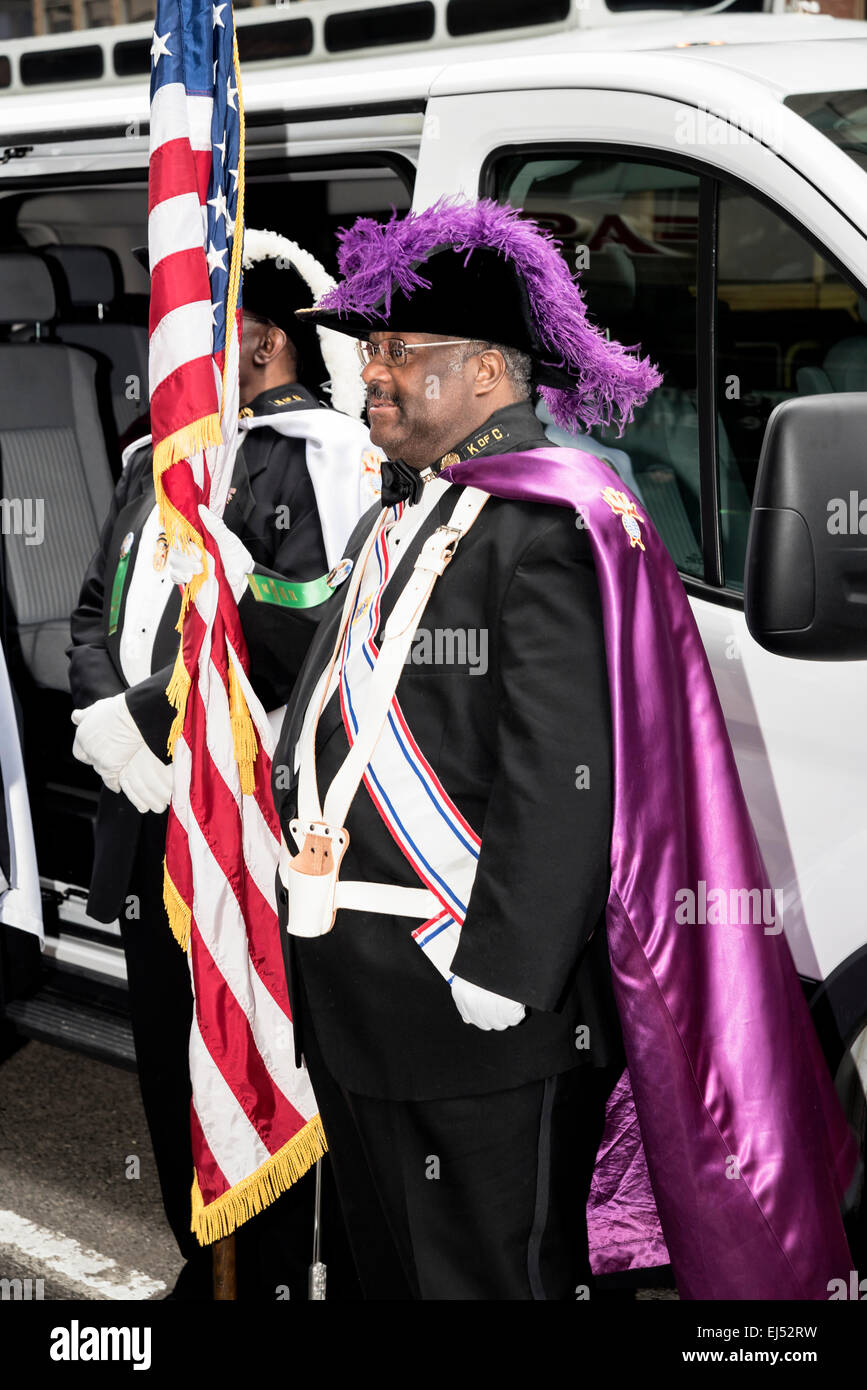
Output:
[255, 324, 288, 366]
[473, 348, 508, 398]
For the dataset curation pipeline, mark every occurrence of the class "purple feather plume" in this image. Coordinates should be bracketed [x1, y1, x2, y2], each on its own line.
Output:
[316, 197, 662, 433]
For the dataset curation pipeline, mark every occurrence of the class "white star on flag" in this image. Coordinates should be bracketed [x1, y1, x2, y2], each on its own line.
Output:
[227, 78, 238, 111]
[213, 3, 226, 27]
[151, 30, 172, 64]
[228, 167, 239, 192]
[208, 187, 228, 223]
[211, 301, 221, 327]
[213, 138, 226, 164]
[206, 241, 228, 274]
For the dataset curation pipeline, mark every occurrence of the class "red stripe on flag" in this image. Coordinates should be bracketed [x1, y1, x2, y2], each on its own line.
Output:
[150, 246, 212, 328]
[193, 148, 213, 204]
[165, 804, 194, 901]
[148, 144, 211, 211]
[191, 928, 307, 1150]
[150, 356, 219, 448]
[190, 1093, 230, 1202]
[148, 136, 199, 215]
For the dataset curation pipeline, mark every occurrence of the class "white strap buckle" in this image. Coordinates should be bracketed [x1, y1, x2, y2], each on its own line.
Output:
[415, 524, 463, 577]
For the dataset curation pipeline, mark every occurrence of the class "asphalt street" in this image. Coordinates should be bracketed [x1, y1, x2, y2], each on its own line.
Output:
[0, 1034, 679, 1303]
[0, 1038, 180, 1301]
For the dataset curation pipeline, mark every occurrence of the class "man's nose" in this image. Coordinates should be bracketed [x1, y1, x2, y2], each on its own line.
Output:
[361, 356, 393, 390]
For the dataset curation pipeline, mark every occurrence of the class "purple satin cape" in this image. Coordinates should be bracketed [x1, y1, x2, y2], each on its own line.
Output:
[441, 448, 857, 1300]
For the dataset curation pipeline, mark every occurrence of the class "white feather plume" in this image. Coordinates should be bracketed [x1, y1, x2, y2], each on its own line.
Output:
[241, 227, 364, 418]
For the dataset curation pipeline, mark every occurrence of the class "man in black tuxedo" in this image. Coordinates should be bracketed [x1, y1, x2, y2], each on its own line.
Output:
[67, 235, 372, 1299]
[223, 206, 661, 1301]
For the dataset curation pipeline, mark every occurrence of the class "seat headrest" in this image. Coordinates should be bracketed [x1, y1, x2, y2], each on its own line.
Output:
[0, 251, 56, 325]
[42, 244, 121, 312]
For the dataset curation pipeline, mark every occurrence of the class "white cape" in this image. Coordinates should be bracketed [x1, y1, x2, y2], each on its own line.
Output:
[239, 406, 382, 569]
[123, 408, 382, 572]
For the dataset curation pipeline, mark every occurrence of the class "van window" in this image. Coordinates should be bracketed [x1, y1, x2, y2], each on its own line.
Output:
[716, 186, 867, 590]
[490, 149, 867, 593]
[492, 152, 704, 580]
[784, 90, 867, 177]
[7, 160, 412, 304]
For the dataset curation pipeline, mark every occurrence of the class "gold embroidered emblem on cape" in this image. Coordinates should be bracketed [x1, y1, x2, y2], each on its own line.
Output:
[601, 486, 646, 551]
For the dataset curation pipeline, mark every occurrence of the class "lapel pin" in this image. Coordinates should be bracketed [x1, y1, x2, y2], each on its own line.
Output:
[326, 557, 353, 589]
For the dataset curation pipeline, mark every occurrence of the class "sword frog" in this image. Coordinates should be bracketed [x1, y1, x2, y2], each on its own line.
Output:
[281, 818, 351, 937]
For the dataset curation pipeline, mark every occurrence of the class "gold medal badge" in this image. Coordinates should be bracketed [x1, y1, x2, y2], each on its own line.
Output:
[153, 531, 169, 572]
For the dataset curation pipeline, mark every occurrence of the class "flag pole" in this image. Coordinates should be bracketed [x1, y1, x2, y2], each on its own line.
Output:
[213, 1234, 237, 1300]
[308, 1160, 326, 1300]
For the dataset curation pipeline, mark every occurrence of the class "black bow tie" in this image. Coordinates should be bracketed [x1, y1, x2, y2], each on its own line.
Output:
[380, 457, 426, 508]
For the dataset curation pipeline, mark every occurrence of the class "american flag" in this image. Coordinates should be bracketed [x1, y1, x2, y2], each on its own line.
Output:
[148, 0, 323, 1246]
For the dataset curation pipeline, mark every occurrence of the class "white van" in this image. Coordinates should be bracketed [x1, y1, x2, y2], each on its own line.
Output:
[0, 0, 865, 1237]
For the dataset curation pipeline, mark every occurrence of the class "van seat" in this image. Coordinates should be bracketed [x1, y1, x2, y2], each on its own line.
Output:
[42, 244, 150, 442]
[796, 298, 867, 398]
[0, 251, 115, 691]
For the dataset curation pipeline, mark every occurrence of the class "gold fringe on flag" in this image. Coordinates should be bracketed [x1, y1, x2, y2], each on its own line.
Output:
[153, 462, 208, 569]
[165, 639, 192, 758]
[228, 659, 258, 796]
[191, 1114, 328, 1245]
[152, 415, 223, 480]
[163, 858, 192, 952]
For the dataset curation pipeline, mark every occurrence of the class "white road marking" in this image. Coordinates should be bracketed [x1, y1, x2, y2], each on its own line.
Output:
[0, 1210, 167, 1300]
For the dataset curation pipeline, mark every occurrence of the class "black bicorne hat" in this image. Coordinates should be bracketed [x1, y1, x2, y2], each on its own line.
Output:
[299, 246, 574, 390]
[296, 198, 662, 434]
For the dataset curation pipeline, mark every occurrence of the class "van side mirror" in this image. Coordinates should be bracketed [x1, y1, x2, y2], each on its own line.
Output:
[744, 393, 867, 660]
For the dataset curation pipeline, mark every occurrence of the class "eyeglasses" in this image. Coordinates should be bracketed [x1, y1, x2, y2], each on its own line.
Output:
[355, 338, 474, 368]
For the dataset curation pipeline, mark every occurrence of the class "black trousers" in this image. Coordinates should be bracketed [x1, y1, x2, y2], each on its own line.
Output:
[300, 1009, 619, 1301]
[118, 815, 358, 1300]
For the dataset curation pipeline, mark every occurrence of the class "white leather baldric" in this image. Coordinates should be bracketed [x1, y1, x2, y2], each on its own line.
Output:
[280, 486, 490, 936]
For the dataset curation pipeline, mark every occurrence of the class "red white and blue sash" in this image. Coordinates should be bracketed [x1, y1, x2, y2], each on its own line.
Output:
[337, 509, 481, 982]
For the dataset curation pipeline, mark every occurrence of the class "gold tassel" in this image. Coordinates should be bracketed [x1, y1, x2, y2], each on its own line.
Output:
[228, 660, 258, 796]
[191, 1115, 327, 1245]
[163, 859, 191, 952]
[165, 642, 191, 758]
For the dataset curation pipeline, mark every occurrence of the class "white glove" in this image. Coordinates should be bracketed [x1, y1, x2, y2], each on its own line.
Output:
[167, 505, 253, 604]
[71, 694, 172, 813]
[118, 744, 174, 814]
[167, 543, 205, 588]
[71, 693, 146, 793]
[451, 974, 526, 1031]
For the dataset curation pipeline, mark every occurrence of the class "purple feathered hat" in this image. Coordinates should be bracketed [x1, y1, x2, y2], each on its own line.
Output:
[297, 196, 662, 433]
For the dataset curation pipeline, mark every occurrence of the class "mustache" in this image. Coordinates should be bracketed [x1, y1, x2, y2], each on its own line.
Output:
[367, 384, 400, 407]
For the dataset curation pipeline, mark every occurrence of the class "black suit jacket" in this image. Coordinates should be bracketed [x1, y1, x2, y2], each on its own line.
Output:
[271, 476, 625, 1100]
[68, 415, 329, 922]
